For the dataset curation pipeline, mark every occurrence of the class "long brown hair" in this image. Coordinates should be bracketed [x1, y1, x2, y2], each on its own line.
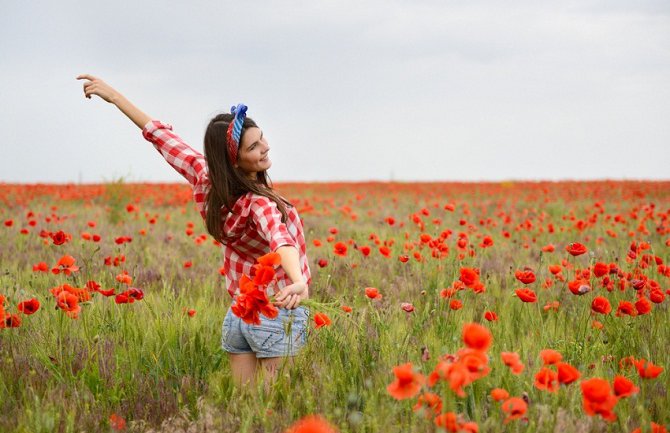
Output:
[203, 113, 291, 244]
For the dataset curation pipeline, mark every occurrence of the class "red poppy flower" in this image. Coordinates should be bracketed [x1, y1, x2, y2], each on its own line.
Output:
[557, 362, 581, 384]
[115, 272, 132, 285]
[252, 264, 276, 286]
[634, 359, 664, 379]
[1, 313, 22, 328]
[542, 301, 561, 311]
[365, 287, 383, 300]
[398, 255, 409, 263]
[359, 245, 371, 257]
[379, 246, 391, 258]
[581, 377, 612, 402]
[231, 274, 278, 325]
[51, 255, 80, 275]
[86, 280, 101, 292]
[540, 349, 562, 365]
[591, 296, 612, 315]
[630, 423, 667, 433]
[401, 302, 414, 313]
[333, 242, 347, 256]
[462, 323, 492, 352]
[459, 268, 479, 287]
[479, 236, 494, 248]
[541, 244, 555, 252]
[386, 362, 424, 400]
[109, 413, 126, 431]
[616, 301, 637, 317]
[413, 392, 443, 417]
[341, 305, 352, 313]
[115, 288, 144, 304]
[649, 289, 665, 304]
[548, 264, 562, 275]
[593, 262, 609, 277]
[501, 397, 527, 423]
[534, 367, 559, 392]
[500, 352, 524, 374]
[258, 252, 281, 266]
[515, 288, 537, 303]
[457, 347, 490, 380]
[32, 261, 49, 272]
[56, 291, 81, 319]
[490, 388, 509, 401]
[17, 298, 40, 315]
[450, 300, 463, 310]
[433, 412, 459, 432]
[514, 269, 536, 284]
[285, 415, 339, 433]
[50, 230, 71, 245]
[566, 242, 588, 256]
[314, 312, 331, 329]
[568, 279, 591, 295]
[635, 297, 652, 315]
[484, 311, 498, 321]
[581, 378, 618, 422]
[612, 375, 638, 398]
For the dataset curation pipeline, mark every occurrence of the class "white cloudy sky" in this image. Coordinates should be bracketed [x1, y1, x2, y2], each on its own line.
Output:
[1, 0, 669, 183]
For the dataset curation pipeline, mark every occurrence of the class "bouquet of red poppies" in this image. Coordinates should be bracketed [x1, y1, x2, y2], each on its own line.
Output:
[231, 252, 342, 327]
[230, 252, 281, 325]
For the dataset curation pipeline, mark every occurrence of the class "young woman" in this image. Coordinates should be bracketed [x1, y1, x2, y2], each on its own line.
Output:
[77, 74, 312, 387]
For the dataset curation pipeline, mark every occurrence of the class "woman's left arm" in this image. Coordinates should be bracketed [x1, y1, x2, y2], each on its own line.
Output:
[274, 246, 309, 309]
[249, 196, 308, 309]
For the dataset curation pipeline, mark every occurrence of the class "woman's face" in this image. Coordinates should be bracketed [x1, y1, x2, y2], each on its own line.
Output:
[236, 127, 271, 179]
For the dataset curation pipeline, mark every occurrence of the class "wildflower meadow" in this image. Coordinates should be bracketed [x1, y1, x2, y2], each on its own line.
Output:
[0, 180, 668, 433]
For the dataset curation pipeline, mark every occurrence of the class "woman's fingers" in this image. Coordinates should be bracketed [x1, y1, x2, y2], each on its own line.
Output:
[287, 294, 299, 309]
[76, 74, 98, 82]
[84, 85, 97, 98]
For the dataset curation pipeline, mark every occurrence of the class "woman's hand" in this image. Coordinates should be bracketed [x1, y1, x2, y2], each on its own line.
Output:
[273, 281, 308, 310]
[76, 74, 152, 129]
[76, 74, 119, 104]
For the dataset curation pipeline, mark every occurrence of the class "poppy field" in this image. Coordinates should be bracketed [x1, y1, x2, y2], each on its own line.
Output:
[1, 180, 669, 433]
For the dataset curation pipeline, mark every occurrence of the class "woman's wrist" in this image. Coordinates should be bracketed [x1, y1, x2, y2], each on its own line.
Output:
[108, 90, 123, 105]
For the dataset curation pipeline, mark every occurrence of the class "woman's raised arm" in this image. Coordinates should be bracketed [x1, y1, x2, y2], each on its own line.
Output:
[76, 74, 151, 129]
[77, 74, 211, 220]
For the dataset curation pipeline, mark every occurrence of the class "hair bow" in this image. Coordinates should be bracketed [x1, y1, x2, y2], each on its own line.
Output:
[226, 103, 248, 165]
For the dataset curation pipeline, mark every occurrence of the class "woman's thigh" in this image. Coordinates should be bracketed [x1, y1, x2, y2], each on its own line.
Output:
[228, 352, 258, 385]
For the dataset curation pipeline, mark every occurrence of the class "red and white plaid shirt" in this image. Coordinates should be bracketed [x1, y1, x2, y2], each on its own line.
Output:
[142, 120, 311, 298]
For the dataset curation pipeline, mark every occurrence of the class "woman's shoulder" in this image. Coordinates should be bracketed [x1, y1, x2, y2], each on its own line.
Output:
[246, 192, 294, 207]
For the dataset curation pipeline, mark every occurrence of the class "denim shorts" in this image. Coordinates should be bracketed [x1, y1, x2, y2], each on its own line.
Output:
[221, 305, 310, 358]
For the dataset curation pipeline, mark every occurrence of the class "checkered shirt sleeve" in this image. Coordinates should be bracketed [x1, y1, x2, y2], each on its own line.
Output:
[249, 196, 297, 252]
[142, 120, 210, 219]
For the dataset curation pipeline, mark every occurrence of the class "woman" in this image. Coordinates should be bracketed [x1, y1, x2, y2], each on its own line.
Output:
[77, 74, 312, 387]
